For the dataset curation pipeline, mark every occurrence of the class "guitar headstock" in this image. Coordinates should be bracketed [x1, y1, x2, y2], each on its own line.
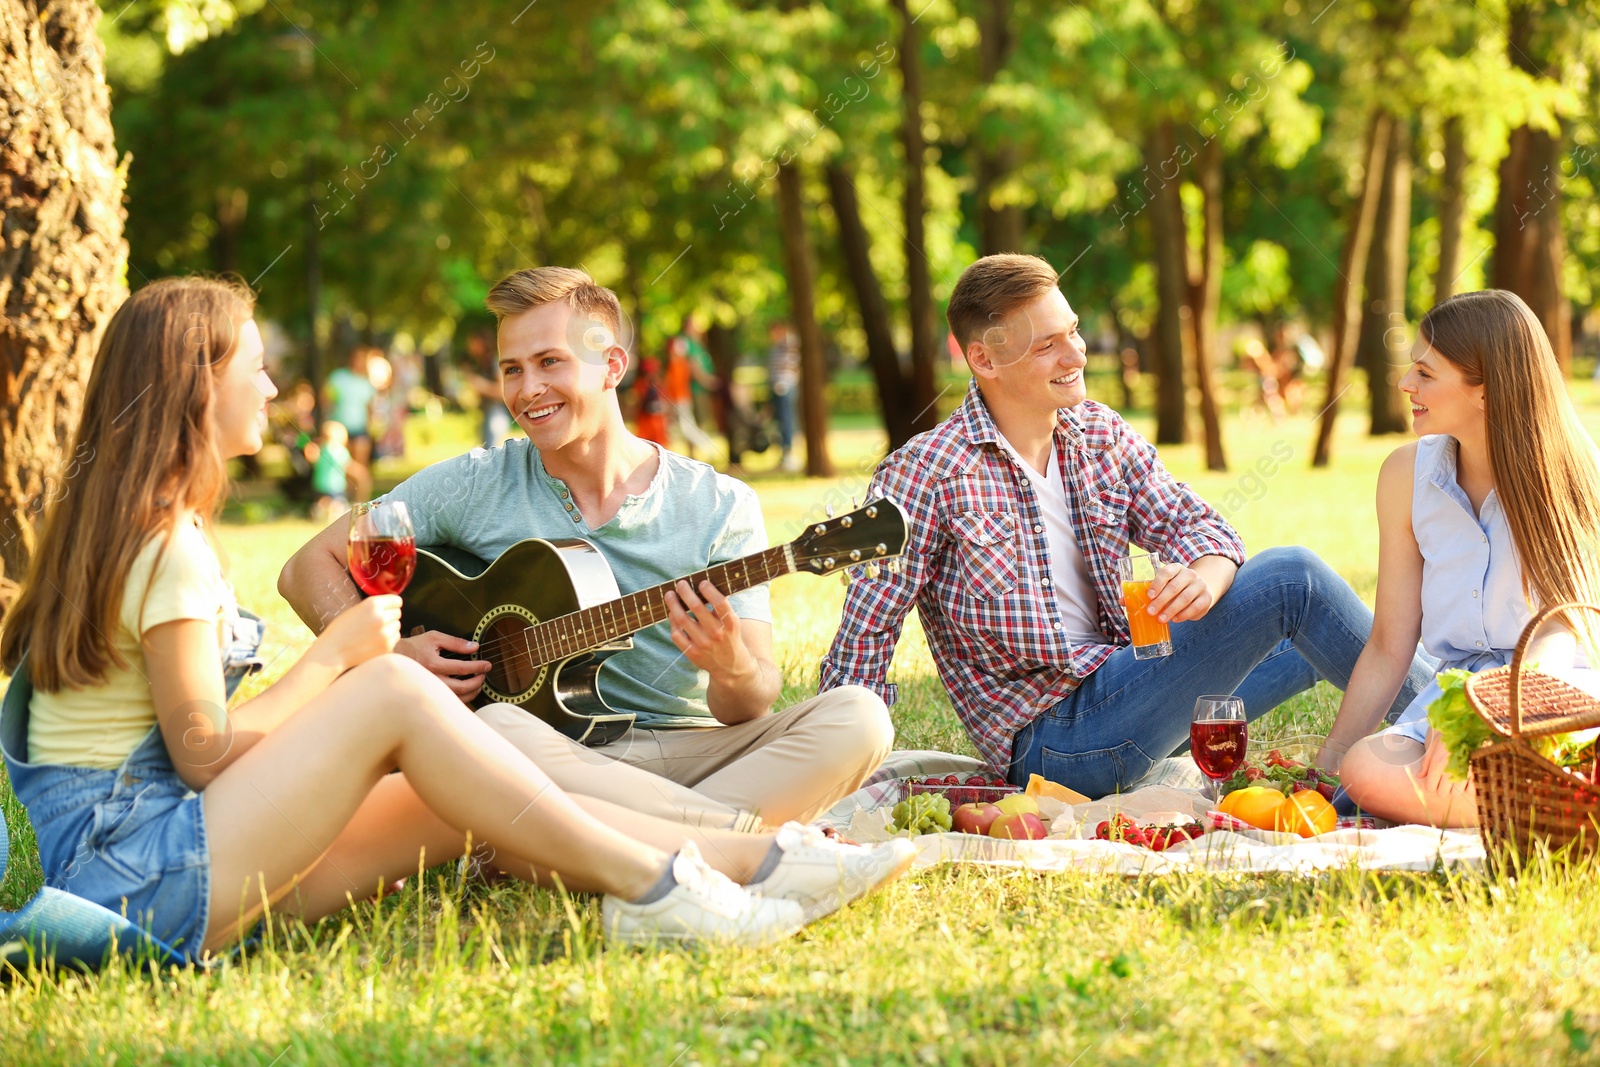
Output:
[790, 497, 908, 576]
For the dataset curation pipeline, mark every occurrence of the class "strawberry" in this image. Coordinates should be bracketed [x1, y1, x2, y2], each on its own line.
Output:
[1245, 766, 1265, 781]
[1317, 782, 1336, 802]
[1183, 824, 1206, 840]
[1095, 820, 1111, 840]
[1145, 829, 1167, 852]
[1292, 782, 1310, 793]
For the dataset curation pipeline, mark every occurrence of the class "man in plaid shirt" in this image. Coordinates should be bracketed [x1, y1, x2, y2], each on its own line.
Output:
[821, 255, 1432, 797]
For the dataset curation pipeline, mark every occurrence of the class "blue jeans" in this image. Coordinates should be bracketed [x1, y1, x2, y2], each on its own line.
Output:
[772, 389, 796, 452]
[1007, 546, 1434, 798]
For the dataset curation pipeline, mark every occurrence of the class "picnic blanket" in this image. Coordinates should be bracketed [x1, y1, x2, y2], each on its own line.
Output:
[822, 750, 1486, 874]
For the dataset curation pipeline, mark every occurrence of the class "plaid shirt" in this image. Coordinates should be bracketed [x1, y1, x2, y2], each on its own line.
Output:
[820, 379, 1246, 772]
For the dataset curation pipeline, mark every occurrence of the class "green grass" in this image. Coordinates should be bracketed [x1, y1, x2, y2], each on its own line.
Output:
[4, 390, 1600, 1065]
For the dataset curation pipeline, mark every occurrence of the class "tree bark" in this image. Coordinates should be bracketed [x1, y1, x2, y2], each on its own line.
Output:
[1357, 116, 1412, 436]
[1493, 124, 1571, 372]
[1491, 3, 1571, 372]
[1144, 119, 1189, 446]
[1432, 115, 1467, 304]
[0, 0, 127, 602]
[1313, 110, 1393, 467]
[892, 0, 940, 437]
[1186, 139, 1227, 471]
[826, 162, 915, 449]
[973, 0, 1025, 255]
[775, 161, 833, 477]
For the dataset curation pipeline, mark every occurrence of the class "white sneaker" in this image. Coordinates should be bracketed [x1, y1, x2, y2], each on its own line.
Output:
[601, 841, 806, 948]
[751, 823, 919, 922]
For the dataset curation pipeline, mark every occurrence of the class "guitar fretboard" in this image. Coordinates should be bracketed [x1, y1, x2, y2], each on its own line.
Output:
[512, 545, 794, 668]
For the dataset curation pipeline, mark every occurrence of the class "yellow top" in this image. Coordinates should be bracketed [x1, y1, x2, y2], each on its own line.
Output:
[28, 515, 230, 769]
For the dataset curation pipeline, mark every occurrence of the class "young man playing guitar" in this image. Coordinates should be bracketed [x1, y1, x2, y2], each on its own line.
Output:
[281, 267, 893, 830]
[819, 254, 1435, 799]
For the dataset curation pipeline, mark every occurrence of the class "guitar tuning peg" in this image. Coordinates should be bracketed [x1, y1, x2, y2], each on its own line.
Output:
[863, 562, 880, 580]
[825, 504, 835, 518]
[851, 496, 858, 509]
[840, 569, 852, 587]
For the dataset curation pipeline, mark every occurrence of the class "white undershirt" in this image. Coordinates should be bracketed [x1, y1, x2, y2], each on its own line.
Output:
[995, 435, 1107, 644]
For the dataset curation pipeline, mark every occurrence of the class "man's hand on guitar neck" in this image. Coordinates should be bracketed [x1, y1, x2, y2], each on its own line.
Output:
[394, 631, 493, 701]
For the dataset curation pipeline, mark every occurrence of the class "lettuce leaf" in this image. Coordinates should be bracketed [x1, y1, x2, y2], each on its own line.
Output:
[1426, 669, 1489, 781]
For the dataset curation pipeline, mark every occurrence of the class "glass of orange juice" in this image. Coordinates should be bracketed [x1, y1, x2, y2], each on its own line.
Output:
[1119, 552, 1173, 659]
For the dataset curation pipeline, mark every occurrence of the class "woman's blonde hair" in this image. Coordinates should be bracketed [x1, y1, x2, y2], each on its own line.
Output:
[1, 277, 255, 691]
[1419, 289, 1600, 619]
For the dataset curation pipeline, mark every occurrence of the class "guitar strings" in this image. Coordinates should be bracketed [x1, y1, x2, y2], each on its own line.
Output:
[459, 547, 792, 670]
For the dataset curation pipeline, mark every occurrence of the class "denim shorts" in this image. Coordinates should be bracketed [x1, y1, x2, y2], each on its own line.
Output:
[1, 612, 264, 962]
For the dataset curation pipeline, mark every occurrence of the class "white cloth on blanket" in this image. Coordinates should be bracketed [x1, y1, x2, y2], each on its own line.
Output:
[827, 751, 1485, 873]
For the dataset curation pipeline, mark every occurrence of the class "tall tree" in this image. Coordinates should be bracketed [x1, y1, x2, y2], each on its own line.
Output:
[891, 0, 941, 438]
[775, 161, 833, 477]
[0, 0, 127, 603]
[1313, 111, 1393, 467]
[1144, 120, 1190, 447]
[827, 161, 915, 448]
[1433, 114, 1469, 304]
[1355, 115, 1413, 436]
[972, 0, 1025, 255]
[1492, 1, 1574, 372]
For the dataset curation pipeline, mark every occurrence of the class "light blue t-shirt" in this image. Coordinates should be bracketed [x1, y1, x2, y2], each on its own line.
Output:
[325, 367, 376, 435]
[380, 439, 771, 725]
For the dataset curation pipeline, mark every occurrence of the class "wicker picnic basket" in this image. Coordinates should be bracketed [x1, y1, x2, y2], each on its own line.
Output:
[1464, 602, 1600, 861]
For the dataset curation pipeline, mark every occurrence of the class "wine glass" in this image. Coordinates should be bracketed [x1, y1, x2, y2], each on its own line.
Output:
[1190, 694, 1247, 802]
[348, 499, 417, 596]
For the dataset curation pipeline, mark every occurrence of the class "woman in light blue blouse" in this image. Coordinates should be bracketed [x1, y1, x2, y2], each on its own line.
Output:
[1321, 290, 1600, 827]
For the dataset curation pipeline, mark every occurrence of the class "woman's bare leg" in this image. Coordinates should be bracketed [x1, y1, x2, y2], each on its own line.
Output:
[278, 777, 777, 924]
[1341, 733, 1479, 828]
[200, 655, 672, 951]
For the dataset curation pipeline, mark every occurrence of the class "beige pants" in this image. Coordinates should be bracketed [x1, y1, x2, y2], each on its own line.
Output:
[477, 685, 892, 829]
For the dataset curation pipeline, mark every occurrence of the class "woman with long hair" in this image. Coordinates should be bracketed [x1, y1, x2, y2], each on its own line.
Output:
[1319, 289, 1600, 826]
[0, 277, 912, 960]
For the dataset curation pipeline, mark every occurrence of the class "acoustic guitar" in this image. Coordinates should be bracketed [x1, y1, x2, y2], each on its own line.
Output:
[400, 498, 908, 745]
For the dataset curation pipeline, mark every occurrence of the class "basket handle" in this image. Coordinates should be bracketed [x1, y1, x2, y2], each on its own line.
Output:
[1504, 600, 1600, 739]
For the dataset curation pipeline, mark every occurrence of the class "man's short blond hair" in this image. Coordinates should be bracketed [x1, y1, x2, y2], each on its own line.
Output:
[945, 254, 1061, 353]
[484, 266, 624, 340]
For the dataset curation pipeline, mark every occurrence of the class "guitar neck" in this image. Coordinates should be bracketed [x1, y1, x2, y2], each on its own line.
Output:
[527, 544, 794, 664]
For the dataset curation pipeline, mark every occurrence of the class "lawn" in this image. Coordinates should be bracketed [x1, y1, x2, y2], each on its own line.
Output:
[3, 385, 1599, 1065]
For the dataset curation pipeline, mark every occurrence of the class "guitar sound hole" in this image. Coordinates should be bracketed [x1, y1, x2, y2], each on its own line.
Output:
[482, 614, 538, 695]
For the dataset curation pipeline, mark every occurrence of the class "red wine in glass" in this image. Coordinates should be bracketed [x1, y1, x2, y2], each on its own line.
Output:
[349, 536, 416, 596]
[348, 500, 416, 596]
[1191, 719, 1247, 779]
[1191, 694, 1247, 799]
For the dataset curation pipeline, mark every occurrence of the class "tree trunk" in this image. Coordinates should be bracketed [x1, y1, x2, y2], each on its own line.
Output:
[1491, 3, 1571, 373]
[1433, 115, 1467, 304]
[1357, 116, 1412, 436]
[1313, 110, 1393, 467]
[1144, 119, 1189, 446]
[0, 0, 127, 602]
[892, 0, 940, 437]
[973, 0, 1025, 255]
[775, 161, 833, 477]
[1493, 125, 1571, 372]
[1186, 139, 1227, 472]
[826, 161, 915, 449]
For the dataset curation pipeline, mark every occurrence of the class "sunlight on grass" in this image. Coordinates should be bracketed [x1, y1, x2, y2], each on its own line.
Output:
[4, 396, 1599, 1064]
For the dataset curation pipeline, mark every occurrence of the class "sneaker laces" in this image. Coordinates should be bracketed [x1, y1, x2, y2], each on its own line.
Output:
[672, 841, 757, 919]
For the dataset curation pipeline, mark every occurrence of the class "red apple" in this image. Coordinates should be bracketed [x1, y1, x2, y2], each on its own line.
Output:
[989, 811, 1048, 841]
[952, 802, 1002, 836]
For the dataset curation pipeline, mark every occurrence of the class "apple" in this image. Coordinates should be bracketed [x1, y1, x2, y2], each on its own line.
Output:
[993, 794, 1041, 818]
[989, 811, 1048, 841]
[952, 802, 1002, 836]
